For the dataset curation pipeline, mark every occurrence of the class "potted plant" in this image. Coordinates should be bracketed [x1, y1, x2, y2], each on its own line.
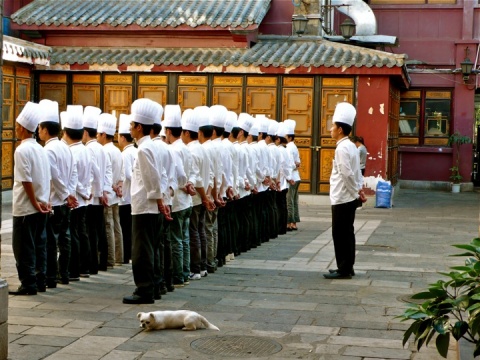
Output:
[398, 237, 480, 358]
[447, 132, 471, 193]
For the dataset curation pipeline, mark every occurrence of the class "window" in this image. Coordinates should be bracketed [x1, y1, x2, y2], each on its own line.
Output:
[399, 90, 452, 146]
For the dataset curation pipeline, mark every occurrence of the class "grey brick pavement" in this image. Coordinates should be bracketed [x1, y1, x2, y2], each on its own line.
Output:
[1, 189, 479, 359]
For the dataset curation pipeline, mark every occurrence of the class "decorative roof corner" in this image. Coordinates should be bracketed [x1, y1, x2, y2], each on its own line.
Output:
[2, 35, 50, 65]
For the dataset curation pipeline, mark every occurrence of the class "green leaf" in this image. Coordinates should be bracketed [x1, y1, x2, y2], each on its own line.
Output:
[411, 292, 438, 300]
[474, 341, 480, 358]
[470, 316, 480, 337]
[472, 238, 480, 247]
[451, 252, 476, 257]
[403, 322, 420, 347]
[451, 321, 469, 340]
[435, 333, 450, 358]
[433, 317, 448, 335]
[452, 244, 477, 252]
[451, 266, 474, 272]
[466, 302, 480, 312]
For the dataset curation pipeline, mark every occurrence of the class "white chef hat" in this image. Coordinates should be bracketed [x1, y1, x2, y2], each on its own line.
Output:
[249, 123, 259, 137]
[224, 111, 238, 133]
[62, 105, 84, 130]
[162, 104, 182, 128]
[209, 105, 228, 128]
[159, 126, 166, 138]
[39, 99, 59, 124]
[152, 102, 164, 126]
[332, 102, 356, 126]
[118, 114, 131, 134]
[131, 98, 158, 125]
[276, 122, 287, 139]
[238, 113, 253, 133]
[283, 119, 296, 135]
[267, 119, 279, 136]
[256, 115, 270, 134]
[97, 113, 117, 136]
[16, 101, 42, 133]
[182, 108, 198, 132]
[83, 106, 102, 129]
[194, 106, 211, 128]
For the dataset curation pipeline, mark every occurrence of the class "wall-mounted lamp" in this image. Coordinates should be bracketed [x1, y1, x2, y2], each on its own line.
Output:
[292, 14, 308, 37]
[460, 47, 474, 84]
[339, 18, 356, 40]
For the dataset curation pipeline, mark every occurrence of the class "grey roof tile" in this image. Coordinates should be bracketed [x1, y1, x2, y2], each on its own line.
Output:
[48, 36, 406, 70]
[2, 35, 50, 65]
[12, 0, 270, 29]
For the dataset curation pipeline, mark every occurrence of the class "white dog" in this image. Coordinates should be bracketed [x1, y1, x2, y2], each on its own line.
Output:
[137, 310, 220, 331]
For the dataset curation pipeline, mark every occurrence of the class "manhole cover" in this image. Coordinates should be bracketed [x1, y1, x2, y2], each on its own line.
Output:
[397, 294, 424, 304]
[191, 335, 282, 357]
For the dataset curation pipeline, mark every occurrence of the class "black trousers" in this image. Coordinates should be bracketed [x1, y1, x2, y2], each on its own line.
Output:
[70, 206, 88, 278]
[132, 213, 159, 299]
[331, 199, 357, 274]
[46, 204, 71, 282]
[87, 204, 107, 273]
[119, 204, 132, 264]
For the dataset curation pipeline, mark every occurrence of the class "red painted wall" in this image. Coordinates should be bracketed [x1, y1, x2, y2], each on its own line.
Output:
[356, 76, 391, 180]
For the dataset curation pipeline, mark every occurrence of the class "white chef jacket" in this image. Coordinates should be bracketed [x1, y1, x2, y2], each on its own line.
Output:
[120, 144, 137, 206]
[248, 141, 265, 189]
[69, 141, 92, 208]
[330, 136, 363, 205]
[210, 138, 231, 197]
[45, 138, 77, 207]
[170, 138, 194, 213]
[234, 141, 254, 199]
[152, 137, 175, 206]
[13, 138, 51, 217]
[85, 139, 112, 205]
[287, 141, 301, 182]
[277, 145, 293, 190]
[268, 142, 281, 180]
[187, 140, 210, 207]
[103, 142, 124, 206]
[201, 139, 219, 196]
[257, 139, 272, 192]
[223, 138, 239, 198]
[131, 135, 164, 215]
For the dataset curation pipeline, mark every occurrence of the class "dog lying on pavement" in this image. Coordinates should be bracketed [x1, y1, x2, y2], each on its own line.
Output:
[137, 310, 220, 331]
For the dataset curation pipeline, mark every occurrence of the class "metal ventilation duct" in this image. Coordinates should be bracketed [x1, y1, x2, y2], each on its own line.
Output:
[330, 0, 377, 36]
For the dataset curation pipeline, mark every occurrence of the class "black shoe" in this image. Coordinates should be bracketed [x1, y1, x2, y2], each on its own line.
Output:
[69, 277, 80, 282]
[9, 285, 37, 295]
[153, 291, 162, 300]
[328, 269, 355, 276]
[323, 272, 352, 280]
[37, 286, 47, 292]
[123, 294, 155, 304]
[46, 280, 57, 289]
[58, 278, 69, 285]
[167, 285, 175, 292]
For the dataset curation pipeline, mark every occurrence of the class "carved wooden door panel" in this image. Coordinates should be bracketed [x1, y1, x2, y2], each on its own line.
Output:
[246, 87, 276, 119]
[318, 86, 353, 194]
[104, 85, 132, 118]
[282, 86, 313, 193]
[138, 86, 167, 107]
[73, 85, 101, 107]
[2, 71, 15, 190]
[178, 86, 207, 112]
[213, 87, 242, 113]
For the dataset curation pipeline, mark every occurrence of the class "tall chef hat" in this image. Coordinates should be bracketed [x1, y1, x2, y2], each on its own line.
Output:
[131, 98, 158, 125]
[256, 115, 270, 134]
[194, 106, 211, 128]
[267, 119, 279, 136]
[238, 113, 253, 133]
[118, 114, 131, 134]
[283, 119, 296, 135]
[97, 113, 117, 136]
[62, 105, 84, 130]
[16, 102, 42, 133]
[224, 111, 238, 133]
[39, 99, 59, 124]
[276, 122, 287, 139]
[162, 104, 182, 128]
[181, 108, 198, 132]
[209, 105, 228, 128]
[83, 106, 102, 129]
[249, 122, 259, 137]
[152, 101, 164, 126]
[332, 102, 356, 126]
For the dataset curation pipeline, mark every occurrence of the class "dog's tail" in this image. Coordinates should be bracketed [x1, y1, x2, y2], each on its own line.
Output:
[200, 316, 220, 331]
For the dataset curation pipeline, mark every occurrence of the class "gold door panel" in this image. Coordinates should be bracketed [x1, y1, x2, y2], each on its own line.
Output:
[298, 147, 311, 182]
[3, 77, 14, 128]
[178, 86, 207, 111]
[246, 87, 276, 119]
[73, 85, 100, 107]
[321, 89, 353, 136]
[139, 86, 167, 106]
[104, 85, 132, 116]
[16, 78, 31, 117]
[213, 87, 242, 113]
[39, 84, 67, 111]
[282, 88, 312, 135]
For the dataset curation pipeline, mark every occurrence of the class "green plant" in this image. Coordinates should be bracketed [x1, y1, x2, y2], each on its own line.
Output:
[399, 237, 480, 358]
[447, 132, 472, 184]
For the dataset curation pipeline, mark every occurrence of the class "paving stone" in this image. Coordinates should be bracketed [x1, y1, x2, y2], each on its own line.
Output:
[8, 316, 72, 327]
[7, 343, 59, 360]
[8, 324, 31, 334]
[100, 349, 143, 360]
[250, 300, 317, 311]
[315, 343, 345, 354]
[343, 346, 411, 359]
[12, 334, 77, 347]
[64, 319, 103, 329]
[89, 326, 142, 338]
[53, 335, 128, 356]
[292, 325, 340, 335]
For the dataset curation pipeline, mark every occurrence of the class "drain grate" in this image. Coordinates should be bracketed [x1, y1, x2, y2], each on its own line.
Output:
[191, 335, 282, 357]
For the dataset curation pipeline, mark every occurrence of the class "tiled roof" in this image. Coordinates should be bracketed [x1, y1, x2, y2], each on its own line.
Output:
[12, 0, 270, 29]
[2, 35, 50, 65]
[49, 36, 406, 69]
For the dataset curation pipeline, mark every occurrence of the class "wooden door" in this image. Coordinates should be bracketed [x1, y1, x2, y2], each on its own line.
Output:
[213, 76, 243, 113]
[318, 80, 354, 194]
[282, 79, 313, 193]
[72, 74, 101, 108]
[246, 77, 277, 119]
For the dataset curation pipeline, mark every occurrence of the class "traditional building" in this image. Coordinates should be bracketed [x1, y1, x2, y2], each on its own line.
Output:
[1, 0, 411, 195]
